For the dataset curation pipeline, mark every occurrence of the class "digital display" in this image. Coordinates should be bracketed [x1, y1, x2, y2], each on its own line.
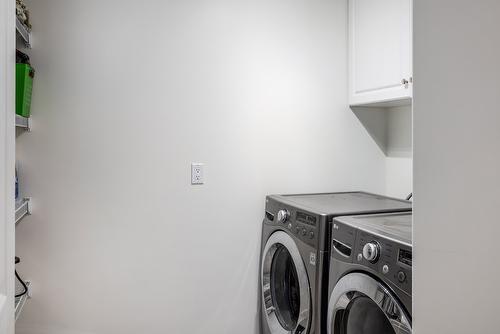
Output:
[296, 212, 317, 226]
[398, 249, 412, 267]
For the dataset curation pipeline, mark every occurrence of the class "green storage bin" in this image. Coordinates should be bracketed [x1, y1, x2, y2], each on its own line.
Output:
[16, 63, 35, 118]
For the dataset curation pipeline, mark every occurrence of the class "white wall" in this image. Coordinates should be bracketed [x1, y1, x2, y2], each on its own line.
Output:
[15, 1, 388, 333]
[385, 105, 412, 198]
[385, 156, 412, 199]
[352, 105, 413, 198]
[414, 1, 500, 332]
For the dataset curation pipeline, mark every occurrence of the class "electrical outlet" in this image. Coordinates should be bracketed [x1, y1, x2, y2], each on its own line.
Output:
[191, 163, 204, 185]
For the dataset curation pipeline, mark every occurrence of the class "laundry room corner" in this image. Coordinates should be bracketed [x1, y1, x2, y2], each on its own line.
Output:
[2, 0, 499, 333]
[13, 1, 389, 333]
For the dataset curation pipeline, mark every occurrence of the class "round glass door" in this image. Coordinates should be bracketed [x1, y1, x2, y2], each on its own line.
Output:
[327, 273, 411, 334]
[261, 231, 311, 334]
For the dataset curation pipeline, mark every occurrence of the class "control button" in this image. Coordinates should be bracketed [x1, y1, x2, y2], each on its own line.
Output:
[362, 241, 380, 263]
[382, 265, 389, 274]
[288, 223, 292, 230]
[276, 209, 289, 224]
[301, 228, 307, 236]
[357, 253, 363, 262]
[309, 231, 314, 239]
[397, 271, 406, 283]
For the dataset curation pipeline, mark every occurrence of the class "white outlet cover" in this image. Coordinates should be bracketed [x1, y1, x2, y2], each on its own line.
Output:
[191, 163, 204, 185]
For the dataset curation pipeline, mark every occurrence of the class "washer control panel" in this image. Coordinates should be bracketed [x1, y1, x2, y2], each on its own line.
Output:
[276, 209, 289, 224]
[264, 206, 318, 247]
[290, 210, 317, 247]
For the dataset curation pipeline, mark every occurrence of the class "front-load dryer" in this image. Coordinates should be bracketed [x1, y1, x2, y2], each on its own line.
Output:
[260, 192, 411, 334]
[327, 213, 412, 334]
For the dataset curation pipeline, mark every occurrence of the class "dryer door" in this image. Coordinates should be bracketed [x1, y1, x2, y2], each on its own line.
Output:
[261, 231, 311, 334]
[327, 272, 411, 334]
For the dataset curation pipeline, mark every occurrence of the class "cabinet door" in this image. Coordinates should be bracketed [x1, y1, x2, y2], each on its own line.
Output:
[349, 0, 412, 106]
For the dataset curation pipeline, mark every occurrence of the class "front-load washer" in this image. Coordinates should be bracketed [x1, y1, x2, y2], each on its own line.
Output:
[260, 192, 411, 334]
[327, 213, 412, 334]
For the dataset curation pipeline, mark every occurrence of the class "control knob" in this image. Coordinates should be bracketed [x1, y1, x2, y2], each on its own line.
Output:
[362, 241, 380, 263]
[382, 264, 389, 274]
[276, 209, 289, 224]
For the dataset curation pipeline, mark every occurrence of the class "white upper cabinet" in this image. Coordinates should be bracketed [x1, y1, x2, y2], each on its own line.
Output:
[349, 0, 412, 106]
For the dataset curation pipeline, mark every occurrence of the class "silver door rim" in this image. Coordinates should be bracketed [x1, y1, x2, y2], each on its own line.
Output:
[327, 272, 411, 334]
[261, 231, 311, 334]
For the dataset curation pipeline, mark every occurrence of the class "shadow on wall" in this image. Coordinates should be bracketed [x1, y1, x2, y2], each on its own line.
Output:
[352, 105, 412, 158]
[15, 325, 97, 334]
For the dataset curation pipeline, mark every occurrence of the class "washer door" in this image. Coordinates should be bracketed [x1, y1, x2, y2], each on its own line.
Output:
[327, 273, 411, 334]
[261, 231, 311, 334]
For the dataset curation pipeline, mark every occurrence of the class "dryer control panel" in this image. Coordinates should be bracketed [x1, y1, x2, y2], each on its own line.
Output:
[264, 203, 318, 248]
[330, 215, 412, 295]
[355, 230, 412, 295]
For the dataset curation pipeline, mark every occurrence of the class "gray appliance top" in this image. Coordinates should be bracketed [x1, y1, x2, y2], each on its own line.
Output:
[335, 213, 412, 245]
[269, 192, 411, 217]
